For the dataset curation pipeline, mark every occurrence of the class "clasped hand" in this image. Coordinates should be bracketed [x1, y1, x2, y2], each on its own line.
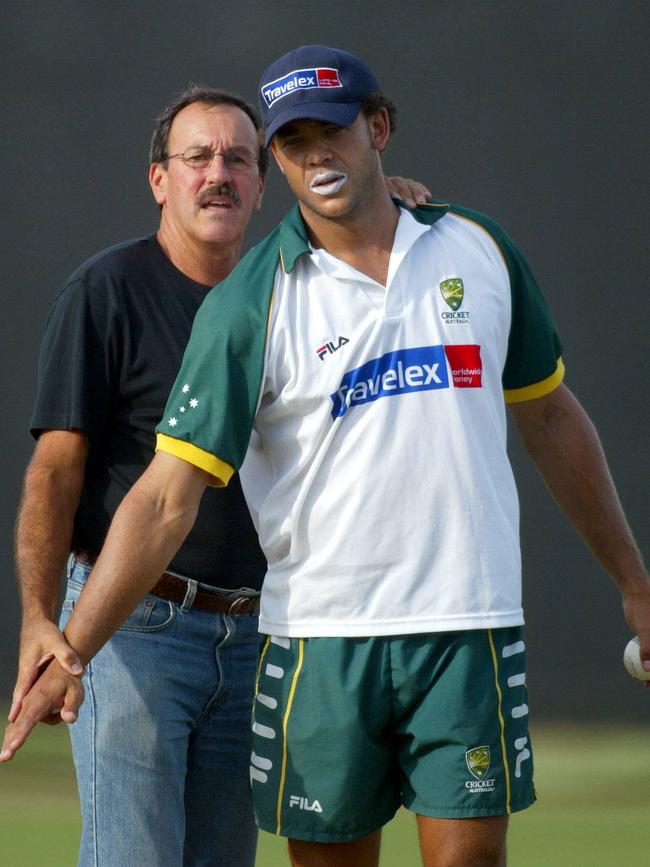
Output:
[1, 659, 84, 762]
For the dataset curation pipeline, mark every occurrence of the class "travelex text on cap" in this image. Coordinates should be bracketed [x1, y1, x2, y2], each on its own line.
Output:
[259, 45, 380, 145]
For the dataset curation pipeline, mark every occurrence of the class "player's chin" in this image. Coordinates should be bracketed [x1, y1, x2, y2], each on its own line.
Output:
[307, 194, 354, 219]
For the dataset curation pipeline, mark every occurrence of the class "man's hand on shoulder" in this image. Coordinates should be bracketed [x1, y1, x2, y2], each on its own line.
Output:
[384, 175, 431, 208]
[9, 619, 83, 722]
[1, 659, 84, 763]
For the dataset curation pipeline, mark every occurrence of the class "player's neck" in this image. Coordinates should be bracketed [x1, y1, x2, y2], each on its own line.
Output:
[301, 190, 399, 286]
[156, 223, 241, 287]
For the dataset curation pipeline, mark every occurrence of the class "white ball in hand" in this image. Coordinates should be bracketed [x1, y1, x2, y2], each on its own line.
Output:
[623, 636, 650, 681]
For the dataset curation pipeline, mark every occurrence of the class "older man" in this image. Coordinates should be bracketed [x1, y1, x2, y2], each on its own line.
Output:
[6, 83, 427, 867]
[10, 87, 268, 867]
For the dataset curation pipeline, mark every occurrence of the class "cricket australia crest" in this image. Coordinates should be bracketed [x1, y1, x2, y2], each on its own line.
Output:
[466, 746, 490, 780]
[439, 278, 464, 311]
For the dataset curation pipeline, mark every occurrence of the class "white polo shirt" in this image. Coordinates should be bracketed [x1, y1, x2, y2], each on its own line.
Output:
[156, 202, 564, 637]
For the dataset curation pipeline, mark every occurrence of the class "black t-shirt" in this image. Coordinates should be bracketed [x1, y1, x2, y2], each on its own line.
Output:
[31, 235, 266, 589]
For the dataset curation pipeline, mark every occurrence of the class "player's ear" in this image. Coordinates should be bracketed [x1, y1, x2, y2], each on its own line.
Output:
[367, 107, 390, 153]
[149, 162, 168, 206]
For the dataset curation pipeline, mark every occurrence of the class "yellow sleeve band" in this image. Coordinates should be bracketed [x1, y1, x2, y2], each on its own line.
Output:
[155, 433, 235, 487]
[504, 357, 565, 404]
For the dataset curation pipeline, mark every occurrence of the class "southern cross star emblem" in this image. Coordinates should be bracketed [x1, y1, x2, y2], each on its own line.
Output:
[189, 398, 199, 408]
[168, 417, 178, 427]
[182, 384, 190, 393]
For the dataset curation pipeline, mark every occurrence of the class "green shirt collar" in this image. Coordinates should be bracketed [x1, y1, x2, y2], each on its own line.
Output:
[278, 199, 450, 274]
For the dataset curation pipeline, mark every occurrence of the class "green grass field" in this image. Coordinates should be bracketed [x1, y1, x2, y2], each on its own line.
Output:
[0, 720, 647, 865]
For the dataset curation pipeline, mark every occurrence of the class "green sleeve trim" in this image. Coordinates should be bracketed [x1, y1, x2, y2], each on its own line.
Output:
[504, 357, 565, 404]
[155, 433, 233, 487]
[447, 204, 563, 391]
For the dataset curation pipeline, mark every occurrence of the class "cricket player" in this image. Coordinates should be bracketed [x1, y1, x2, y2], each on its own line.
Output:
[3, 45, 649, 867]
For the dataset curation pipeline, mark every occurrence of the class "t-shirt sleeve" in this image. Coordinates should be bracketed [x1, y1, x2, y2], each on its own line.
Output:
[30, 279, 122, 442]
[155, 276, 272, 487]
[448, 204, 563, 402]
[465, 212, 563, 403]
[499, 234, 564, 402]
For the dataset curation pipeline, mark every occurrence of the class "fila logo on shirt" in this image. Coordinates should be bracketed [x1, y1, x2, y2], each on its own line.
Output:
[330, 344, 483, 418]
[261, 67, 342, 107]
[316, 335, 349, 361]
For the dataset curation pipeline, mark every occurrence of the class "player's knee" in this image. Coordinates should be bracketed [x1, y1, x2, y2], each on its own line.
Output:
[288, 832, 381, 867]
[431, 844, 506, 867]
[418, 815, 507, 867]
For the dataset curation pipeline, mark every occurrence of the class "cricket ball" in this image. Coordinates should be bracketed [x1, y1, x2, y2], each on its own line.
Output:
[623, 636, 650, 681]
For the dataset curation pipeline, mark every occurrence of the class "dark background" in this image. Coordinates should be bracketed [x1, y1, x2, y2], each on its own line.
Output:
[1, 1, 648, 719]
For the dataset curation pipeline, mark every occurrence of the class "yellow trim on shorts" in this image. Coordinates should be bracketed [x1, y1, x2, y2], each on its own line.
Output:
[155, 434, 234, 486]
[276, 638, 305, 835]
[488, 630, 512, 815]
[504, 358, 565, 404]
[256, 636, 271, 695]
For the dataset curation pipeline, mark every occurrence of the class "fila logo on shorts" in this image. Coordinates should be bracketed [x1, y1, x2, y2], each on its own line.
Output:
[289, 795, 323, 812]
[330, 344, 483, 418]
[261, 68, 342, 107]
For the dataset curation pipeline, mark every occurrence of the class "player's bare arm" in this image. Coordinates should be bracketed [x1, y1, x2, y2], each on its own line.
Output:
[509, 383, 650, 670]
[1, 451, 211, 761]
[10, 430, 89, 722]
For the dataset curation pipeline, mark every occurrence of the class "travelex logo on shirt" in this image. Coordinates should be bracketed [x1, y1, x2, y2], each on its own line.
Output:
[261, 67, 343, 107]
[330, 344, 482, 418]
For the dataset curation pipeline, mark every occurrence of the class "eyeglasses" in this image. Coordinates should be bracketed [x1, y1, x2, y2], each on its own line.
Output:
[163, 146, 259, 172]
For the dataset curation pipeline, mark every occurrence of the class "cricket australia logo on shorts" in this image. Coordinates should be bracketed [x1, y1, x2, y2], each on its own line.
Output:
[261, 67, 342, 107]
[465, 746, 496, 793]
[330, 344, 482, 418]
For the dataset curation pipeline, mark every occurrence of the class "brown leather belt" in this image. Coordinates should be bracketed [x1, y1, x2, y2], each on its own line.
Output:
[73, 551, 260, 615]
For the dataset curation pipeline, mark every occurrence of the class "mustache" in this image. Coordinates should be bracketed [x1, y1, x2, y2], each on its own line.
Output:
[197, 183, 241, 207]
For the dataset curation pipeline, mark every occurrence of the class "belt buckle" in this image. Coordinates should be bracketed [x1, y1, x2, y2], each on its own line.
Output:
[228, 595, 253, 615]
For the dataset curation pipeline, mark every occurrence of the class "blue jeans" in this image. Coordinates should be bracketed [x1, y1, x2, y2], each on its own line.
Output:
[60, 556, 260, 867]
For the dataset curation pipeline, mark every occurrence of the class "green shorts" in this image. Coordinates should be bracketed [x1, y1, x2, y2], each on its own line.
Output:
[250, 627, 535, 842]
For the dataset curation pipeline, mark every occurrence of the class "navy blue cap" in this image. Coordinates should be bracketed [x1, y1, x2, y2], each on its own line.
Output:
[258, 45, 380, 145]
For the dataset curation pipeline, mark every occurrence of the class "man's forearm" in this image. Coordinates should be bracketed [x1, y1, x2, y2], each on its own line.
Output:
[16, 439, 87, 623]
[62, 451, 209, 665]
[511, 385, 647, 590]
